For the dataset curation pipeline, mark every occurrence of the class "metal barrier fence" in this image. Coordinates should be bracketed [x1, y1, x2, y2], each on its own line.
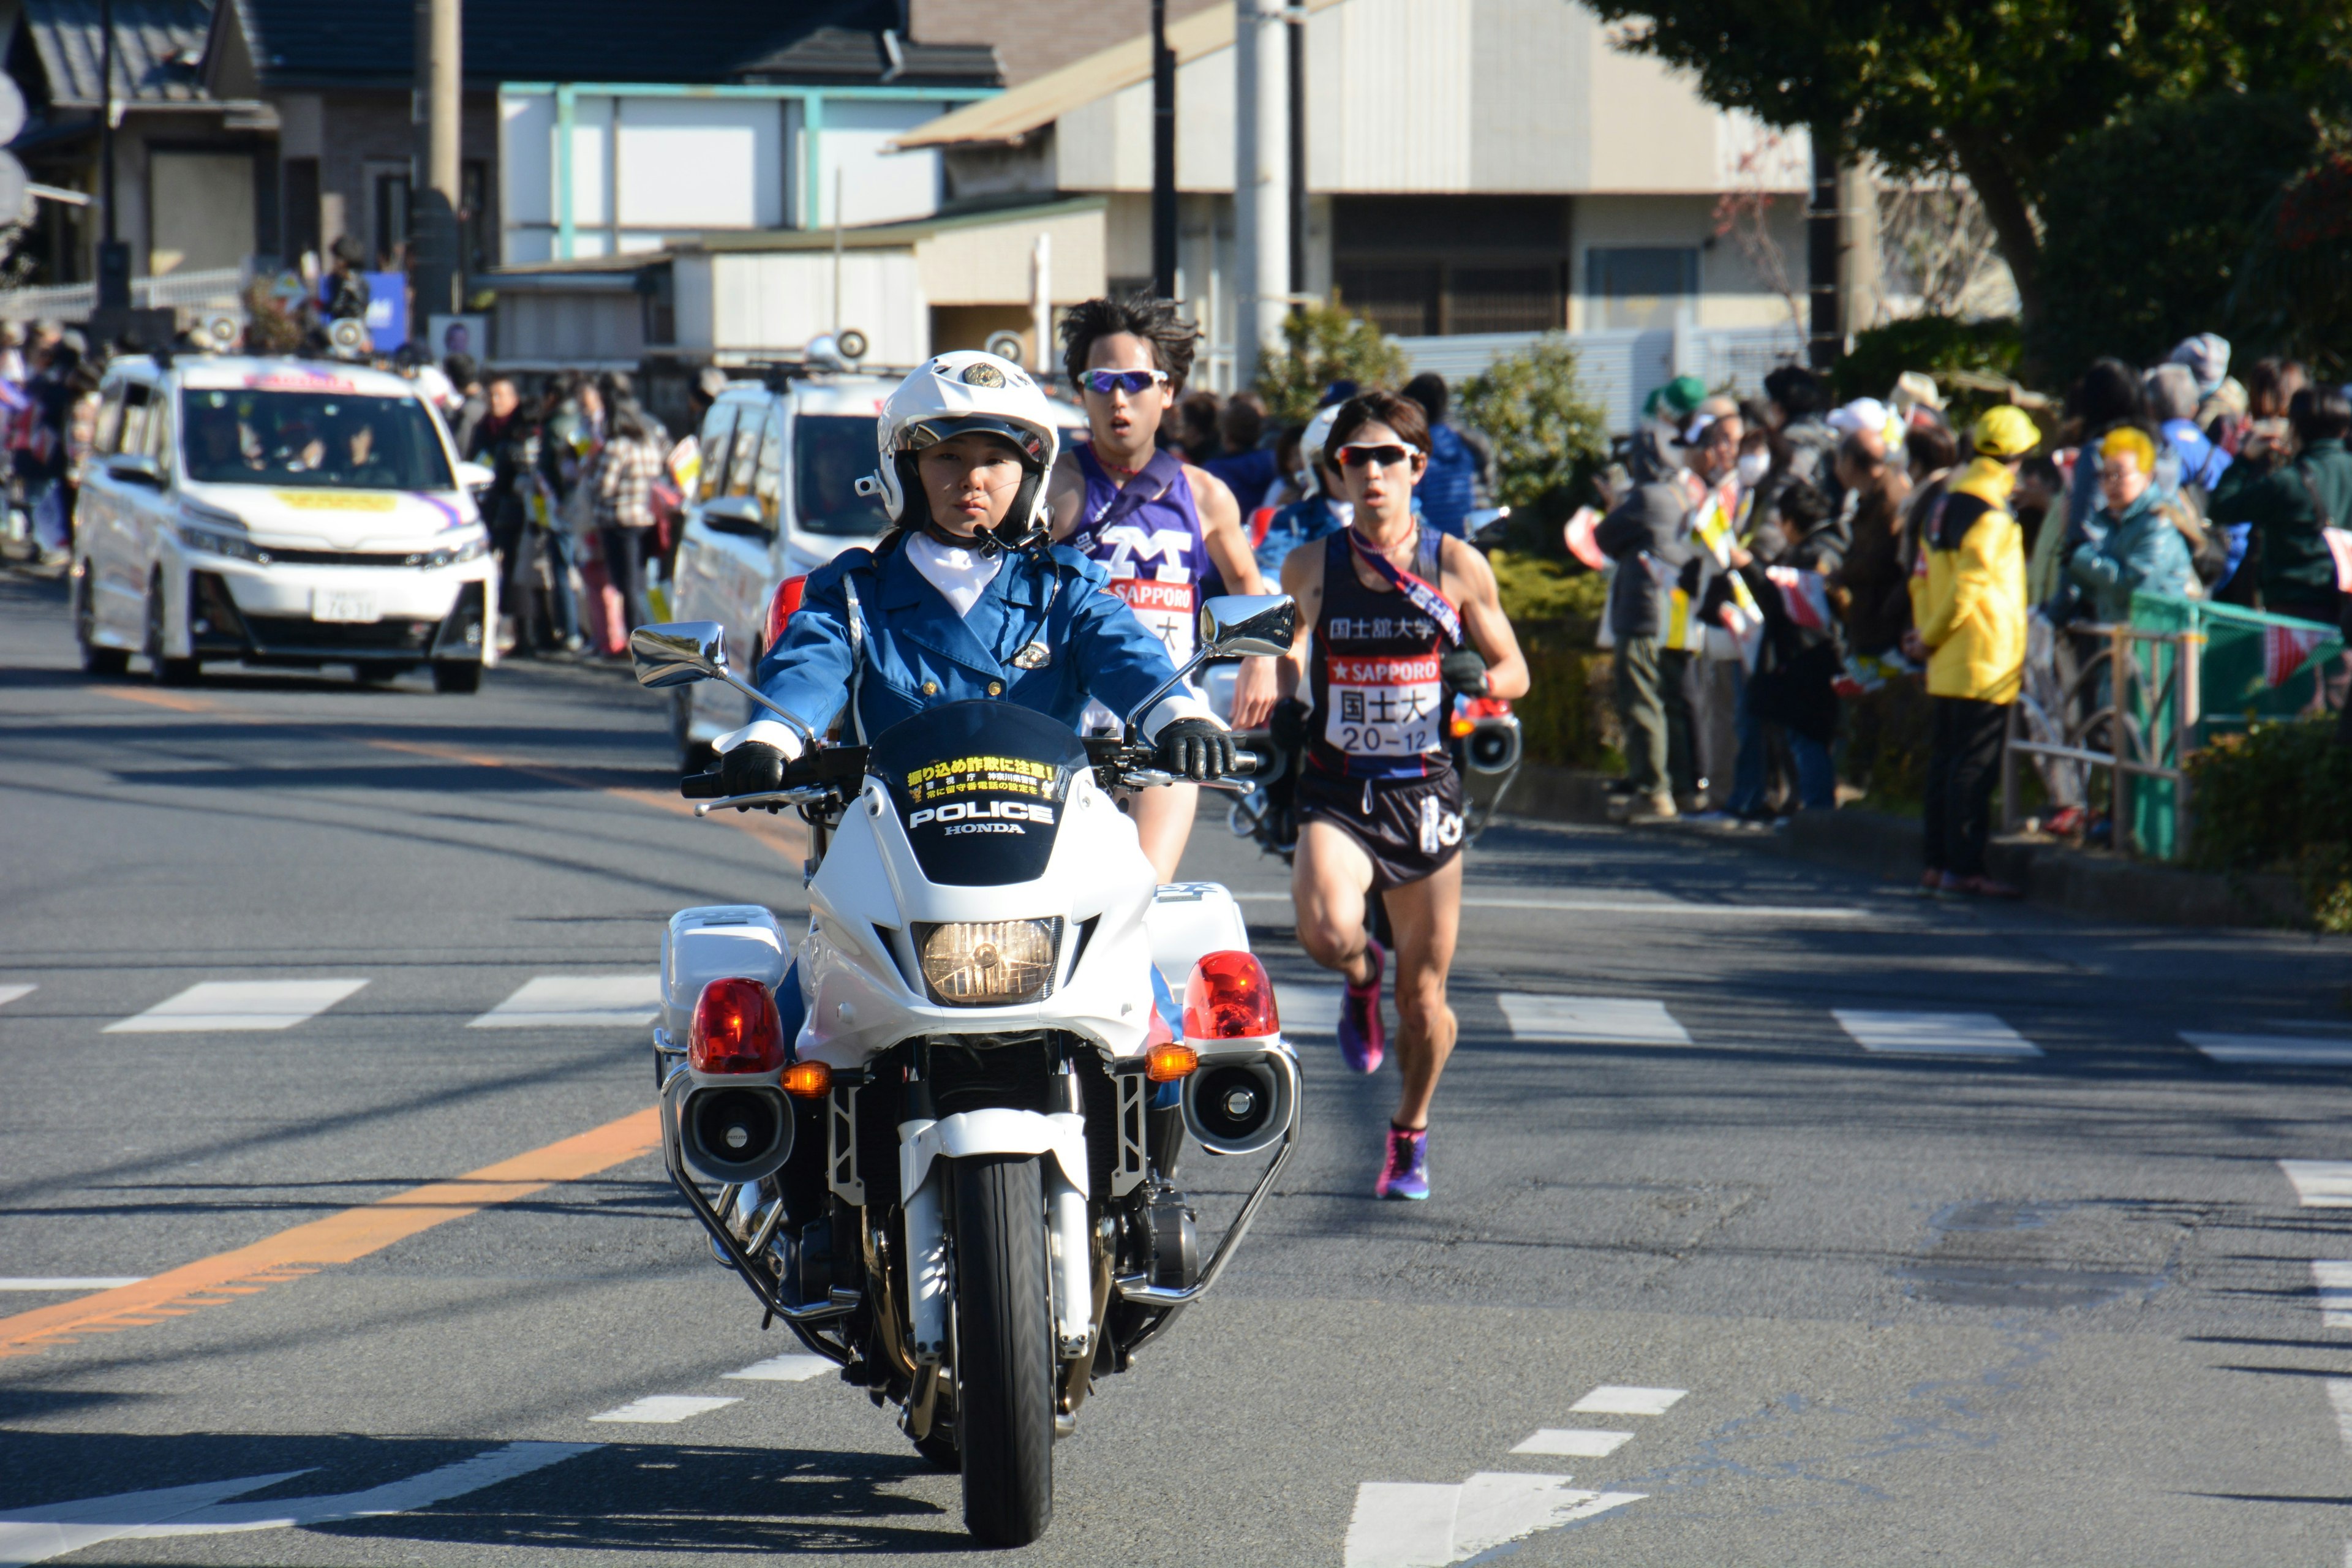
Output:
[2002, 622, 2202, 861]
[0, 264, 249, 323]
[1393, 323, 1806, 434]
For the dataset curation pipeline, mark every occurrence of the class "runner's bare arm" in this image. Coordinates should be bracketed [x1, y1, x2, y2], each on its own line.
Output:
[1443, 536, 1530, 701]
[1044, 448, 1088, 540]
[1187, 463, 1276, 727]
[1276, 538, 1324, 703]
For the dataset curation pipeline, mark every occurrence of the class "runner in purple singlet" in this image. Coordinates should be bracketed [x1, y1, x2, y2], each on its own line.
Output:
[1045, 295, 1276, 881]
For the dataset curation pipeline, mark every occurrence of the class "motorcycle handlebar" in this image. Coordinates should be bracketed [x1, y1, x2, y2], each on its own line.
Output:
[682, 770, 725, 799]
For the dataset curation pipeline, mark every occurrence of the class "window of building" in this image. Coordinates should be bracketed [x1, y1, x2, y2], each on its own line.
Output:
[372, 171, 412, 270]
[1586, 248, 1699, 331]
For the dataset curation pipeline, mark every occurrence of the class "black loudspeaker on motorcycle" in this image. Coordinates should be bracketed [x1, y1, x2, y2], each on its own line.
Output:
[673, 1078, 794, 1185]
[1181, 1050, 1295, 1158]
[1464, 717, 1523, 775]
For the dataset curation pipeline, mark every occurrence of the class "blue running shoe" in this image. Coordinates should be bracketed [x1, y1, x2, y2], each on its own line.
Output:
[1337, 938, 1386, 1074]
[1376, 1124, 1428, 1200]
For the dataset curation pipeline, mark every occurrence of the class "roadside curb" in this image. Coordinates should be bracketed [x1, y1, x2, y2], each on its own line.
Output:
[1501, 763, 2310, 930]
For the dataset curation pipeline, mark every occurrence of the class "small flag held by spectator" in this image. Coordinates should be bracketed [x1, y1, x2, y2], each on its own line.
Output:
[2262, 622, 2337, 687]
[1766, 565, 1834, 632]
[2326, 526, 2352, 592]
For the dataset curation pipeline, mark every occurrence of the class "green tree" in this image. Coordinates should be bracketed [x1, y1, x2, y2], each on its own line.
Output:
[2229, 135, 2352, 372]
[1455, 335, 1610, 543]
[1252, 302, 1409, 424]
[1583, 0, 2352, 331]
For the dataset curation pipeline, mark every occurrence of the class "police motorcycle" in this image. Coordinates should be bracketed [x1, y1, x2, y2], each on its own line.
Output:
[1218, 503, 1525, 865]
[630, 589, 1300, 1547]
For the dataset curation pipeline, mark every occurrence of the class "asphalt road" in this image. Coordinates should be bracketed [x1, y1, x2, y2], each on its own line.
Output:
[6, 562, 2352, 1566]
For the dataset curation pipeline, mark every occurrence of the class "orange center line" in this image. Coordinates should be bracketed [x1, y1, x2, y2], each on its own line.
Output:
[0, 1107, 663, 1360]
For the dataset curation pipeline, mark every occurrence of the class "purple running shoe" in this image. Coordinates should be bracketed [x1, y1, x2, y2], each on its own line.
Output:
[1376, 1124, 1429, 1200]
[1337, 937, 1387, 1074]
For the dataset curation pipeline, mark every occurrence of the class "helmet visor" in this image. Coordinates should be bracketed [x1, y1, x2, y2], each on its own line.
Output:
[897, 415, 1049, 469]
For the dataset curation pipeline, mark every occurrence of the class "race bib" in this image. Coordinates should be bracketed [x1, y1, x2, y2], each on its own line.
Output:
[1323, 654, 1443, 757]
[1110, 573, 1196, 663]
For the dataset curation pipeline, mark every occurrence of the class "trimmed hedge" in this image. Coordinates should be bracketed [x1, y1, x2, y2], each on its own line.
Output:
[2185, 718, 2352, 930]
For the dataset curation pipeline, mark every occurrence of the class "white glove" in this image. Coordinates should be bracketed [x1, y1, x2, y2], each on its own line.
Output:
[712, 719, 804, 761]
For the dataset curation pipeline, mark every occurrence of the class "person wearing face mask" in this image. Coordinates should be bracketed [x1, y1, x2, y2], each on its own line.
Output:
[712, 350, 1234, 804]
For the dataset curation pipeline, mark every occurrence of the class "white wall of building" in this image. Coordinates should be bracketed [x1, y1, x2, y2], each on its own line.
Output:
[671, 249, 930, 364]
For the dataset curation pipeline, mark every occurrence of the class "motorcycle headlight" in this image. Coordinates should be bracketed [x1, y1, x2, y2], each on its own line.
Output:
[917, 919, 1060, 1006]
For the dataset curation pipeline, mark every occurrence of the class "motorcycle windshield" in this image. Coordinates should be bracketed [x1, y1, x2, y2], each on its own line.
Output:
[871, 700, 1088, 887]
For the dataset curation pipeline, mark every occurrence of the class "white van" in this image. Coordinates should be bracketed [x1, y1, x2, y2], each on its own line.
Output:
[70, 355, 498, 692]
[666, 366, 1088, 763]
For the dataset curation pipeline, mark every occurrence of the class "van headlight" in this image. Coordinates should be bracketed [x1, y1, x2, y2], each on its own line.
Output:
[420, 530, 490, 569]
[175, 522, 273, 564]
[916, 919, 1059, 1006]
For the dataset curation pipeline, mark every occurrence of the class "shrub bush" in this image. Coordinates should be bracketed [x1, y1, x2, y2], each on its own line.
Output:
[2185, 718, 2352, 929]
[1834, 314, 2021, 409]
[1253, 303, 1409, 425]
[1456, 335, 1610, 556]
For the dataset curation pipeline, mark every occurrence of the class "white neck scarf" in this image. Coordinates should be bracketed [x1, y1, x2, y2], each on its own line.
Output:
[905, 532, 1005, 619]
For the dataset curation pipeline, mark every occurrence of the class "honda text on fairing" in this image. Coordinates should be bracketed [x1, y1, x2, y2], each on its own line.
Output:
[630, 604, 1298, 1548]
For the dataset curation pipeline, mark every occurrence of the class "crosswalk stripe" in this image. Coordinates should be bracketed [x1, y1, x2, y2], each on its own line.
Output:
[469, 974, 662, 1030]
[2282, 1161, 2352, 1208]
[1511, 1428, 1634, 1457]
[1499, 994, 1690, 1046]
[1570, 1384, 1686, 1415]
[104, 979, 369, 1035]
[2312, 1262, 2352, 1327]
[587, 1395, 739, 1424]
[1276, 982, 1340, 1038]
[1833, 1009, 2041, 1058]
[722, 1354, 833, 1382]
[1342, 1474, 1642, 1567]
[2186, 1031, 2352, 1065]
[0, 984, 33, 1010]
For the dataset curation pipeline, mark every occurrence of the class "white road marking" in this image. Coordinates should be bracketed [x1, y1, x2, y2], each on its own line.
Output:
[2313, 1262, 2352, 1328]
[0, 1278, 145, 1292]
[722, 1354, 834, 1382]
[1499, 994, 1691, 1046]
[587, 1395, 740, 1423]
[103, 979, 369, 1035]
[0, 984, 34, 1009]
[1511, 1428, 1634, 1457]
[2283, 1161, 2352, 1208]
[1570, 1384, 1686, 1415]
[1275, 982, 1340, 1037]
[1341, 1474, 1643, 1567]
[2185, 1032, 2352, 1065]
[2328, 1381, 2352, 1448]
[470, 974, 662, 1030]
[0, 1441, 594, 1566]
[1231, 892, 1862, 919]
[1833, 1009, 2041, 1058]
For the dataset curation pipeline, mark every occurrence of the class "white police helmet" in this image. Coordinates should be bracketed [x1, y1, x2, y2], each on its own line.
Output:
[1300, 403, 1343, 497]
[873, 350, 1061, 541]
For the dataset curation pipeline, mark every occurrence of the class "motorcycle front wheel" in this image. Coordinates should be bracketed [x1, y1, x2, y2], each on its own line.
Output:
[952, 1153, 1055, 1547]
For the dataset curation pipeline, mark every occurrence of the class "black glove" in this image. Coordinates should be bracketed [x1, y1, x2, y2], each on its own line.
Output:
[718, 741, 787, 797]
[1155, 719, 1237, 781]
[1441, 649, 1491, 697]
[1268, 696, 1310, 752]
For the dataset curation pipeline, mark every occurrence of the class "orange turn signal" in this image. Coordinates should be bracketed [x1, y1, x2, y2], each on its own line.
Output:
[780, 1060, 833, 1098]
[1145, 1042, 1200, 1082]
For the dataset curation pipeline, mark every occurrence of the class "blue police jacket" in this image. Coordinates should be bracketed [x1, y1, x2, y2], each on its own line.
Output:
[751, 535, 1185, 741]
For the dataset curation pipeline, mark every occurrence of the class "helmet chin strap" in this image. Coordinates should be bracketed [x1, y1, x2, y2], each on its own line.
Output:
[903, 463, 1048, 556]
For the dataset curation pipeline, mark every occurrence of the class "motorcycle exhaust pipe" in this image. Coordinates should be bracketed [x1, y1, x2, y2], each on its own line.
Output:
[1181, 1050, 1296, 1158]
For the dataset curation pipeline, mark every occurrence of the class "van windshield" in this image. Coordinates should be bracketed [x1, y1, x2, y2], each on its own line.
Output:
[181, 389, 453, 492]
[795, 414, 891, 536]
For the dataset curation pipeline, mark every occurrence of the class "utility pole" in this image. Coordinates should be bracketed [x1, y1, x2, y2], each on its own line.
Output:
[411, 0, 462, 338]
[1836, 157, 1879, 349]
[1286, 2, 1306, 305]
[1232, 0, 1287, 391]
[1150, 0, 1176, 298]
[94, 0, 127, 308]
[1805, 125, 1839, 370]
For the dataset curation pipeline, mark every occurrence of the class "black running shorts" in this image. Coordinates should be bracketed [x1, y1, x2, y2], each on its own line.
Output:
[1295, 767, 1467, 892]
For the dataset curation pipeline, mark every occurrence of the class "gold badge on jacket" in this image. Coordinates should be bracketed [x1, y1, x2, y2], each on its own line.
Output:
[1009, 641, 1051, 669]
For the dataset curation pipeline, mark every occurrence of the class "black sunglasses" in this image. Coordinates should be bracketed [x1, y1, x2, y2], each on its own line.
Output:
[1334, 442, 1419, 470]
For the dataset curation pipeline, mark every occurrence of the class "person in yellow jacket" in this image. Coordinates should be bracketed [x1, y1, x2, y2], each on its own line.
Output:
[1904, 405, 2036, 897]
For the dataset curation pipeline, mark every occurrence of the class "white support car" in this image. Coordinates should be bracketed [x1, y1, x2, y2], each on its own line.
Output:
[70, 355, 499, 692]
[667, 366, 1087, 763]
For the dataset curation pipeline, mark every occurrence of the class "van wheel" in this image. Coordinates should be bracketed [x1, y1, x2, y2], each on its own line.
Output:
[145, 575, 198, 685]
[431, 661, 483, 694]
[77, 573, 129, 676]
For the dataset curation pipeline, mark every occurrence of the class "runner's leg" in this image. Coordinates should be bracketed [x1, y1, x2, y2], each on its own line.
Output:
[1291, 818, 1378, 987]
[1380, 854, 1462, 1129]
[1126, 780, 1202, 884]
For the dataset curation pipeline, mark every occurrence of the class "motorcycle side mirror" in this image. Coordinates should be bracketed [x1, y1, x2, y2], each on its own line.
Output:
[1198, 594, 1297, 658]
[630, 620, 730, 688]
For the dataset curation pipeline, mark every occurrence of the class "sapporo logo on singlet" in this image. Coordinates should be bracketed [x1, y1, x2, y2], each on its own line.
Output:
[1093, 523, 1197, 655]
[903, 755, 1059, 837]
[1324, 653, 1443, 756]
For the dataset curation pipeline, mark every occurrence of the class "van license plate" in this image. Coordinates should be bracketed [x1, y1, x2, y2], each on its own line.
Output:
[314, 589, 380, 624]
